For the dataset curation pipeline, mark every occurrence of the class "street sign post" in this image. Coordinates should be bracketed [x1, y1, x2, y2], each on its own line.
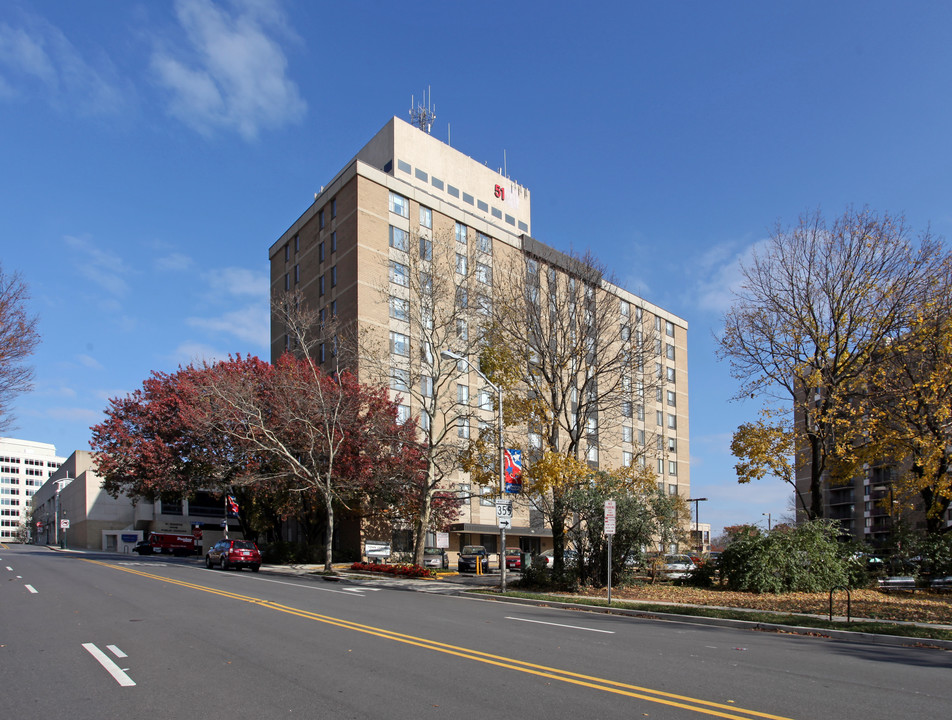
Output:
[496, 499, 513, 529]
[604, 500, 616, 535]
[604, 500, 616, 605]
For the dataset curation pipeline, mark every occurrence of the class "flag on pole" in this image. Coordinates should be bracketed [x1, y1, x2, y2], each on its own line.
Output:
[226, 495, 240, 517]
[504, 449, 522, 493]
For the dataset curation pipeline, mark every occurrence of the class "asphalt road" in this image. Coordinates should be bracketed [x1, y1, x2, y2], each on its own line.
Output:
[2, 543, 949, 719]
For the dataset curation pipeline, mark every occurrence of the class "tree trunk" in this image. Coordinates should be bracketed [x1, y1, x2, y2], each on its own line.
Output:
[323, 474, 334, 572]
[809, 433, 823, 520]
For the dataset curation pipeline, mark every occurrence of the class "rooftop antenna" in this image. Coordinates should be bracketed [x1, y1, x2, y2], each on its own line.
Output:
[409, 86, 437, 134]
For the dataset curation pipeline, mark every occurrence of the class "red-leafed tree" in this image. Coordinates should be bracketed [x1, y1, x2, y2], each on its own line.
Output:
[194, 353, 427, 572]
[90, 364, 259, 501]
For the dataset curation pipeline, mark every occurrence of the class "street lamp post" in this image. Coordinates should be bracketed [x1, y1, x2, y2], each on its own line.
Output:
[687, 497, 707, 554]
[762, 512, 772, 531]
[441, 350, 508, 593]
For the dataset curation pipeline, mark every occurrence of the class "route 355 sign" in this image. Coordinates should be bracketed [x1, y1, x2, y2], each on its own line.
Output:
[496, 499, 513, 529]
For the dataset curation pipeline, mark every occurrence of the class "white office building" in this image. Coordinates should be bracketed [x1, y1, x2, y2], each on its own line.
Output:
[0, 438, 64, 542]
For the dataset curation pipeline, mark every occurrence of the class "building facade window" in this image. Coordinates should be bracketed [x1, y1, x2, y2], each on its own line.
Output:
[330, 266, 337, 287]
[420, 206, 432, 228]
[476, 232, 492, 253]
[390, 331, 409, 356]
[390, 260, 409, 286]
[455, 222, 467, 245]
[390, 226, 409, 251]
[420, 236, 432, 260]
[389, 297, 409, 321]
[456, 253, 467, 275]
[390, 367, 410, 391]
[389, 192, 409, 218]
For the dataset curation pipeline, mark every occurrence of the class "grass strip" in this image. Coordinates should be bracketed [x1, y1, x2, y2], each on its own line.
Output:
[486, 590, 952, 643]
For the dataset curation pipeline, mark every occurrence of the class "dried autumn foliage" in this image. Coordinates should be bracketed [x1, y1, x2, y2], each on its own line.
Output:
[718, 207, 947, 520]
[0, 264, 40, 432]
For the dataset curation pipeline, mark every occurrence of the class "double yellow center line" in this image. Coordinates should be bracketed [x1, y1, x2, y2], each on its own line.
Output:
[85, 558, 795, 720]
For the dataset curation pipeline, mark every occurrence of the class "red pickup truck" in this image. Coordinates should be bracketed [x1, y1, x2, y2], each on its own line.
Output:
[134, 532, 197, 557]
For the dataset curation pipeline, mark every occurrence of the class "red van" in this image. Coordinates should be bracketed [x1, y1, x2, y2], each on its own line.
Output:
[134, 533, 197, 557]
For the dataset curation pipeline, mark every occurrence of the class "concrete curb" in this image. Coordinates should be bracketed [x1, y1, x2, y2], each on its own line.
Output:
[461, 592, 952, 651]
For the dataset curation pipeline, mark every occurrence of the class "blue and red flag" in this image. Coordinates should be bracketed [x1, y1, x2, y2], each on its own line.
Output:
[504, 449, 522, 493]
[226, 495, 240, 517]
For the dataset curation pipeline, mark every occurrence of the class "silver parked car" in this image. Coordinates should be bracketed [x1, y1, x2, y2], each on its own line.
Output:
[662, 554, 696, 579]
[422, 547, 447, 569]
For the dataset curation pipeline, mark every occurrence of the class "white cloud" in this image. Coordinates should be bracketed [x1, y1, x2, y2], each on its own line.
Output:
[152, 0, 306, 140]
[155, 252, 194, 272]
[0, 14, 127, 115]
[203, 266, 268, 298]
[94, 388, 136, 403]
[35, 384, 78, 399]
[186, 303, 269, 349]
[64, 235, 133, 297]
[46, 406, 101, 423]
[76, 354, 104, 370]
[169, 341, 231, 367]
[686, 237, 774, 317]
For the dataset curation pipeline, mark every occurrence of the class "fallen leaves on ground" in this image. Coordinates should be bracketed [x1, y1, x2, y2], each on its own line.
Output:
[572, 585, 952, 624]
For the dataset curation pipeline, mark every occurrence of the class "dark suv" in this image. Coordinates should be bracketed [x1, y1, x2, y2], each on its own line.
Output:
[205, 539, 262, 572]
[457, 545, 492, 573]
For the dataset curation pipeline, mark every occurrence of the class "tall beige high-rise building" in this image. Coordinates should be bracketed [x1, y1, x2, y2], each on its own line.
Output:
[269, 117, 689, 559]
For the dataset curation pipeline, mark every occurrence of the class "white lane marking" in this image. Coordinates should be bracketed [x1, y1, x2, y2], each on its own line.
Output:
[243, 574, 368, 596]
[5, 566, 12, 571]
[25, 585, 37, 594]
[505, 616, 615, 634]
[82, 643, 136, 687]
[16, 575, 22, 579]
[107, 645, 127, 658]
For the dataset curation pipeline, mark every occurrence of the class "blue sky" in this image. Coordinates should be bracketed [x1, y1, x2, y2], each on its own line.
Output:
[3, 0, 951, 537]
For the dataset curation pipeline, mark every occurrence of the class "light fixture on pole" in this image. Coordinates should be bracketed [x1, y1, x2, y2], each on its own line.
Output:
[762, 512, 771, 531]
[441, 349, 508, 593]
[687, 497, 707, 554]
